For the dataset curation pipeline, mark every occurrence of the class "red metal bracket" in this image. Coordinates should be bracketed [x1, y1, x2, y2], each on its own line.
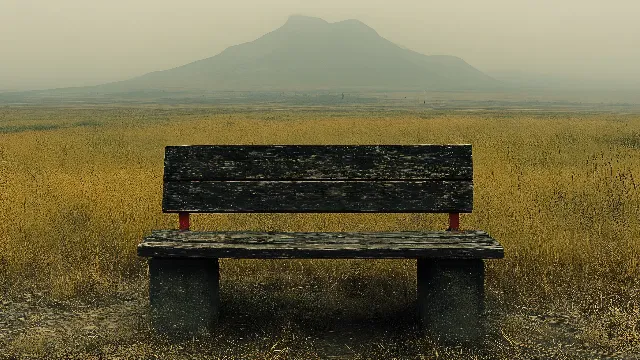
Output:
[448, 213, 459, 231]
[179, 212, 190, 231]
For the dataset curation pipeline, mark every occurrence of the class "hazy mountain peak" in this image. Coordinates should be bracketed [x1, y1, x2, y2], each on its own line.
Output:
[282, 15, 330, 28]
[280, 15, 378, 36]
[97, 16, 498, 92]
[333, 18, 379, 35]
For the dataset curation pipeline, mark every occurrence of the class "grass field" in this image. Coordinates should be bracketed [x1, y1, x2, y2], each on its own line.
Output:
[1, 106, 640, 359]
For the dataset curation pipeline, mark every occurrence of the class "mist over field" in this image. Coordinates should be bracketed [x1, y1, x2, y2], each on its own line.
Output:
[2, 0, 639, 94]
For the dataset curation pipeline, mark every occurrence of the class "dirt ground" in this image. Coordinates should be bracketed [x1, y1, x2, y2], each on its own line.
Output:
[0, 276, 635, 360]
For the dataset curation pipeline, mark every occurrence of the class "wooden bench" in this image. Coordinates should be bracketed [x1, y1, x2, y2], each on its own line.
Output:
[137, 145, 504, 342]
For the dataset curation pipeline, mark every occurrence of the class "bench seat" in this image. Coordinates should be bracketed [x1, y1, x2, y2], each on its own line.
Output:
[138, 230, 504, 259]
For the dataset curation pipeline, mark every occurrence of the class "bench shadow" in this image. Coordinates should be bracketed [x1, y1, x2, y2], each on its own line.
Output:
[213, 259, 426, 356]
[145, 259, 498, 357]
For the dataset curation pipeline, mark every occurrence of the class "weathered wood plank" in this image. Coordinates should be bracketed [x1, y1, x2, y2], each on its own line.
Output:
[164, 145, 472, 181]
[162, 180, 473, 213]
[137, 230, 504, 259]
[144, 230, 495, 243]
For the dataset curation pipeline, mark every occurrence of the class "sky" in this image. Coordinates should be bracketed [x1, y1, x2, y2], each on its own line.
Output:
[2, 0, 639, 91]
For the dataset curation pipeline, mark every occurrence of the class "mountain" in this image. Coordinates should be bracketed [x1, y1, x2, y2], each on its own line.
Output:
[98, 15, 500, 92]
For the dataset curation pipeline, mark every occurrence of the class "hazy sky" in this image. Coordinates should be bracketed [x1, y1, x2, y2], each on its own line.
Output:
[2, 0, 639, 90]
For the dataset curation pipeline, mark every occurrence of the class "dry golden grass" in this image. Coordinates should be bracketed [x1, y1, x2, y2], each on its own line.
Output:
[1, 106, 640, 358]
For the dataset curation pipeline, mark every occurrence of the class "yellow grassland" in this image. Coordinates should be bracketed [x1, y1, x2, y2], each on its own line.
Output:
[1, 107, 639, 356]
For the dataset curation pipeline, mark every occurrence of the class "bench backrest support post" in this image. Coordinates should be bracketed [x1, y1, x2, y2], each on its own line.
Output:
[179, 212, 190, 231]
[448, 213, 460, 231]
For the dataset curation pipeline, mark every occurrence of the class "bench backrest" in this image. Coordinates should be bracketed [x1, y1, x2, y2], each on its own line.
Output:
[162, 145, 472, 222]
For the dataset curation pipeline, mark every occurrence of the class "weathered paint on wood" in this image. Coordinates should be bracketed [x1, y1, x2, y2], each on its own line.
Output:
[163, 145, 472, 181]
[138, 230, 503, 259]
[162, 180, 473, 213]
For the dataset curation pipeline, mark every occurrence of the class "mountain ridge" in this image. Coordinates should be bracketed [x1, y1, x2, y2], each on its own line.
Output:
[95, 15, 500, 92]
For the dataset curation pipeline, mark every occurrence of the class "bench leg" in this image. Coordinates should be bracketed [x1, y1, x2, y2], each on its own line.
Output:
[417, 258, 485, 343]
[148, 258, 220, 336]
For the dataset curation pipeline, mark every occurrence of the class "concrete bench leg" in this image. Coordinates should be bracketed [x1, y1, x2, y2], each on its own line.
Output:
[148, 258, 220, 336]
[417, 258, 485, 343]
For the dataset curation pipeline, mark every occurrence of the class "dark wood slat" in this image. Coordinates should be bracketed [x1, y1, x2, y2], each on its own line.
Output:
[143, 230, 495, 243]
[162, 180, 473, 213]
[164, 145, 472, 181]
[137, 230, 504, 259]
